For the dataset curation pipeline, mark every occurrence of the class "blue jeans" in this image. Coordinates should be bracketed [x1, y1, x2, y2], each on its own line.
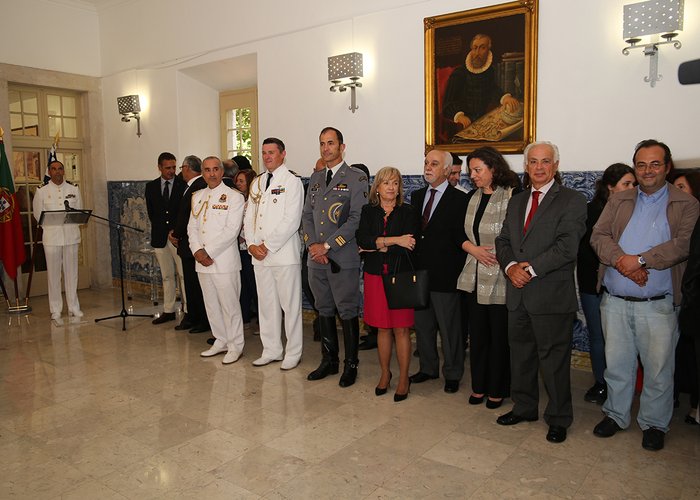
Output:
[580, 292, 605, 384]
[600, 293, 679, 432]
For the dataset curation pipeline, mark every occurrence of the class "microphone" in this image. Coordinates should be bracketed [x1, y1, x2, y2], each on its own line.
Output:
[64, 200, 71, 211]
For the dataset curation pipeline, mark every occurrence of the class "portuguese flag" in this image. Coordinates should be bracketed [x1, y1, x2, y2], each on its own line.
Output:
[0, 138, 26, 280]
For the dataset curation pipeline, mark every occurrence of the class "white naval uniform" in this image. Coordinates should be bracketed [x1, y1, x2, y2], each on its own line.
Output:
[243, 165, 304, 365]
[32, 180, 83, 317]
[187, 182, 246, 354]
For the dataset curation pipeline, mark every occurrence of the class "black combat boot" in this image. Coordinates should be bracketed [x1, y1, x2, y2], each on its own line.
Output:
[307, 316, 339, 380]
[339, 317, 360, 387]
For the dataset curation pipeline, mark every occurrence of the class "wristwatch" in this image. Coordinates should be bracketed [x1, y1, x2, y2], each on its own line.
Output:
[637, 254, 647, 268]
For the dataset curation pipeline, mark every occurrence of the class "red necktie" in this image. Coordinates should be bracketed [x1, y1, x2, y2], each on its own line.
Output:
[422, 188, 437, 229]
[523, 190, 540, 234]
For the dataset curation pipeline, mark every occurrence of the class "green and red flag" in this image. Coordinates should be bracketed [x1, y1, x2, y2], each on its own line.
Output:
[0, 131, 27, 280]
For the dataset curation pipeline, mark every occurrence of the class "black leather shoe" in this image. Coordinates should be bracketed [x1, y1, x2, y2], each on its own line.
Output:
[206, 337, 215, 345]
[307, 360, 339, 381]
[394, 381, 410, 402]
[189, 324, 211, 334]
[584, 382, 607, 405]
[174, 319, 194, 331]
[593, 416, 622, 438]
[486, 398, 503, 409]
[496, 411, 538, 426]
[152, 312, 176, 325]
[685, 414, 699, 425]
[358, 337, 378, 351]
[409, 372, 438, 384]
[546, 425, 567, 443]
[444, 380, 459, 393]
[642, 427, 665, 451]
[468, 394, 484, 405]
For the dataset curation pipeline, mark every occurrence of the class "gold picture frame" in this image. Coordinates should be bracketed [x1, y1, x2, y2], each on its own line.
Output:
[425, 0, 538, 154]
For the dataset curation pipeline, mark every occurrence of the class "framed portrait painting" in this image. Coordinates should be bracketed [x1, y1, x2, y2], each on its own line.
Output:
[425, 0, 538, 154]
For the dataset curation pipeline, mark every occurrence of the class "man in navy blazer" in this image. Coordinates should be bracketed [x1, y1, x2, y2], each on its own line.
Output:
[409, 149, 469, 393]
[495, 141, 586, 444]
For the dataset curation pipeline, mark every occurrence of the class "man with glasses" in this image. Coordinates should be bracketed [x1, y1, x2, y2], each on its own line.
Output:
[591, 139, 699, 451]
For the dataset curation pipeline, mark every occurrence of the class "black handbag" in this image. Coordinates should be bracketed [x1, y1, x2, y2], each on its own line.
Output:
[382, 250, 429, 309]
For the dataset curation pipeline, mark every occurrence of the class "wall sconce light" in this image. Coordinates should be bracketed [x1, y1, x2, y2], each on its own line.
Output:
[117, 95, 142, 137]
[622, 0, 684, 87]
[328, 52, 363, 113]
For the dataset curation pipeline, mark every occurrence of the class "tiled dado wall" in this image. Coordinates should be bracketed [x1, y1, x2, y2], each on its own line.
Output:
[107, 172, 599, 350]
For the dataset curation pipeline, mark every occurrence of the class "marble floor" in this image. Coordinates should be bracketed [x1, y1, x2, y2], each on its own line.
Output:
[1, 288, 699, 499]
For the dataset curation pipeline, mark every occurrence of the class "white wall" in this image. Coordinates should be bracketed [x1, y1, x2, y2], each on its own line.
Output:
[0, 0, 101, 76]
[5, 0, 700, 180]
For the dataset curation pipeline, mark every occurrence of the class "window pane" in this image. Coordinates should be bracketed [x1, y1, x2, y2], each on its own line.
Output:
[22, 93, 38, 114]
[24, 115, 39, 135]
[62, 96, 76, 117]
[237, 108, 251, 127]
[12, 152, 26, 180]
[26, 152, 41, 181]
[226, 132, 234, 151]
[48, 116, 60, 137]
[47, 94, 61, 116]
[10, 113, 22, 134]
[226, 109, 235, 128]
[9, 91, 21, 113]
[63, 118, 77, 138]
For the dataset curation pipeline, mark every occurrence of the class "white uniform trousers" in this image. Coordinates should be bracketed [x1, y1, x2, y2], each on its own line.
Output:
[254, 264, 303, 364]
[154, 241, 187, 314]
[198, 272, 245, 353]
[44, 243, 80, 316]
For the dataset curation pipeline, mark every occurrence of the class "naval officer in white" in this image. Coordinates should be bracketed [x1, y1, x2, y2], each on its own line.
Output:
[33, 160, 83, 320]
[188, 156, 246, 364]
[244, 137, 305, 370]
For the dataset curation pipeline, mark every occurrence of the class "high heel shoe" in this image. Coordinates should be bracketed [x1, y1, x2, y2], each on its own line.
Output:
[375, 372, 392, 396]
[394, 381, 410, 402]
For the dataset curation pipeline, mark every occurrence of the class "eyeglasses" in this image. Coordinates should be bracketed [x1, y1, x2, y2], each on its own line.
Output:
[634, 161, 665, 171]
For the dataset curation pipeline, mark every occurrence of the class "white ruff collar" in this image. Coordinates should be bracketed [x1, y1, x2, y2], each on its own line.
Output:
[465, 51, 493, 74]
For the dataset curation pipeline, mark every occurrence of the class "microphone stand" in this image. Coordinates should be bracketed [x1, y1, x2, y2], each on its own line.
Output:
[64, 202, 153, 330]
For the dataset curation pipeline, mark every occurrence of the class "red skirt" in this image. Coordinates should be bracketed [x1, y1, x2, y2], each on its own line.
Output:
[363, 272, 414, 329]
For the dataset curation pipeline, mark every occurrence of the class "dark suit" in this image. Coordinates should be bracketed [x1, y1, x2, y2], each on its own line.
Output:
[410, 183, 468, 381]
[495, 182, 586, 427]
[145, 176, 185, 248]
[172, 176, 208, 326]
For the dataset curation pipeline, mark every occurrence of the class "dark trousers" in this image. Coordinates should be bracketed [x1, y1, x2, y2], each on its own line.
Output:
[414, 291, 465, 381]
[466, 293, 510, 398]
[181, 256, 207, 325]
[508, 305, 574, 428]
[239, 249, 258, 324]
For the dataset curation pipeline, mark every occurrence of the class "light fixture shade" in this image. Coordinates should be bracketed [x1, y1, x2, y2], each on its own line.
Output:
[328, 52, 363, 81]
[117, 95, 141, 115]
[623, 0, 684, 39]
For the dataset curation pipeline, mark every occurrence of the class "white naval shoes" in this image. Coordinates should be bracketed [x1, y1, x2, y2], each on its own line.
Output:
[69, 310, 84, 318]
[280, 358, 301, 371]
[252, 356, 283, 367]
[200, 345, 227, 357]
[51, 313, 62, 321]
[223, 350, 242, 364]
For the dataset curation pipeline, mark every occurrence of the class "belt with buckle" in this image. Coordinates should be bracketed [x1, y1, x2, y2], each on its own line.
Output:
[603, 288, 666, 302]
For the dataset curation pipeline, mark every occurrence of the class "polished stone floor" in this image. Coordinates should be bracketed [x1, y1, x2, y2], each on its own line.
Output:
[1, 288, 699, 499]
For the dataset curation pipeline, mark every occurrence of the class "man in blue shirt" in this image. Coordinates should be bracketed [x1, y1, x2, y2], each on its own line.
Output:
[591, 139, 699, 451]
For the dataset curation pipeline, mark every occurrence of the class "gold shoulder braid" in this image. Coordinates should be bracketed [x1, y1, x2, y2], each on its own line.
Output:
[192, 193, 210, 221]
[248, 175, 265, 235]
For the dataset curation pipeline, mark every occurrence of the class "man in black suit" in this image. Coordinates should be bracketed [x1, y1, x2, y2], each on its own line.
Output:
[494, 141, 587, 444]
[145, 152, 186, 324]
[168, 155, 210, 333]
[409, 149, 469, 393]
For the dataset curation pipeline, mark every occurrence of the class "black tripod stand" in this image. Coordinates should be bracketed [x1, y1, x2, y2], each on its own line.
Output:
[87, 210, 153, 330]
